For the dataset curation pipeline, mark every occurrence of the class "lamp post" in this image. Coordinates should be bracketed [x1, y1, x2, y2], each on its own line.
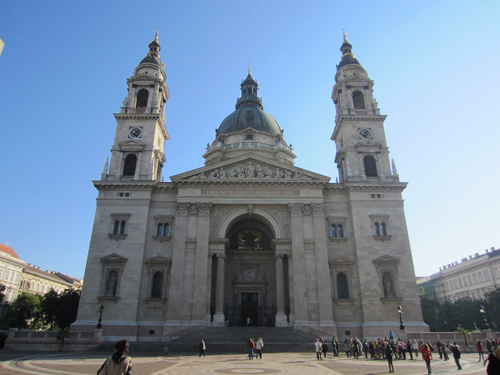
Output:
[397, 305, 405, 331]
[96, 303, 104, 329]
[480, 305, 490, 335]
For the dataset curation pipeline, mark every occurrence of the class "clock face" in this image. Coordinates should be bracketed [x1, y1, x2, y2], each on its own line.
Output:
[129, 127, 142, 139]
[358, 128, 372, 140]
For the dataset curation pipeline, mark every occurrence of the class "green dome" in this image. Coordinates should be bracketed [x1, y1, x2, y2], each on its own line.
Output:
[218, 106, 281, 135]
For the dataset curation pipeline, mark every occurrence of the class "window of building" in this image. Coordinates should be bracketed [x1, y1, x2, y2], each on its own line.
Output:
[352, 90, 365, 109]
[245, 134, 254, 140]
[136, 89, 149, 108]
[370, 215, 390, 240]
[364, 155, 378, 177]
[494, 267, 500, 279]
[99, 253, 128, 300]
[336, 272, 349, 299]
[151, 271, 164, 298]
[473, 273, 478, 284]
[123, 154, 137, 176]
[478, 272, 484, 282]
[327, 217, 348, 242]
[144, 255, 171, 302]
[109, 213, 130, 240]
[153, 215, 174, 242]
[484, 270, 490, 281]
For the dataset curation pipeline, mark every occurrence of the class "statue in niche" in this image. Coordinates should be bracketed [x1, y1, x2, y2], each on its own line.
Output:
[106, 270, 118, 297]
[245, 161, 255, 178]
[382, 271, 395, 298]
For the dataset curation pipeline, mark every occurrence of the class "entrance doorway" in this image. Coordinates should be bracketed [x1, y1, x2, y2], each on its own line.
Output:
[241, 292, 258, 326]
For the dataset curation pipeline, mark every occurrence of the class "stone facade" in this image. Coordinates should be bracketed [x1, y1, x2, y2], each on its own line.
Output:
[72, 33, 428, 342]
[0, 244, 25, 303]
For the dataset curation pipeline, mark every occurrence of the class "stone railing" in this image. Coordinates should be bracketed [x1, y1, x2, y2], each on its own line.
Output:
[4, 328, 102, 351]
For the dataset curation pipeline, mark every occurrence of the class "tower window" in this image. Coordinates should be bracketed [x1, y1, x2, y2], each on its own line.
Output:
[136, 89, 149, 108]
[352, 90, 365, 109]
[123, 154, 137, 176]
[364, 155, 378, 177]
[245, 134, 254, 140]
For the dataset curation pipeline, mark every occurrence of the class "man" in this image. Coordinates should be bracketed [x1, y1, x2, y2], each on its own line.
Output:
[315, 339, 323, 360]
[199, 338, 206, 357]
[450, 342, 462, 370]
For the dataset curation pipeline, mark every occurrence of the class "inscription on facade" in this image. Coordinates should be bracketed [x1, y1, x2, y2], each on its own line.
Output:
[202, 189, 300, 196]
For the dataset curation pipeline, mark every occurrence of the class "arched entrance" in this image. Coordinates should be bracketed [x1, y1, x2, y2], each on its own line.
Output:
[221, 218, 277, 326]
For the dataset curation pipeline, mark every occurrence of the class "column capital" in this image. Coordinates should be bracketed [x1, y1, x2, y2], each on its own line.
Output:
[288, 203, 304, 215]
[197, 202, 213, 216]
[311, 203, 325, 215]
[176, 202, 190, 216]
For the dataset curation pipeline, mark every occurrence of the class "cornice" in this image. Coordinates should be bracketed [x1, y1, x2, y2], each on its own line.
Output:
[173, 179, 327, 188]
[332, 115, 387, 139]
[323, 182, 407, 193]
[93, 180, 177, 191]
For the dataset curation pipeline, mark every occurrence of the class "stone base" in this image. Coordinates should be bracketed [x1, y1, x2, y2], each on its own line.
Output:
[275, 313, 288, 327]
[212, 313, 225, 327]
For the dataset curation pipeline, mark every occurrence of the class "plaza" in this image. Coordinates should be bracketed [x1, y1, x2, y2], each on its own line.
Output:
[0, 351, 489, 375]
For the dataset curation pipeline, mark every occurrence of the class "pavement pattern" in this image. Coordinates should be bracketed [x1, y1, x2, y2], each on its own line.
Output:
[0, 351, 490, 375]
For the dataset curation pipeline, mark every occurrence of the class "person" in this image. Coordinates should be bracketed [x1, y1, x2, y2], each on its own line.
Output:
[385, 341, 394, 373]
[255, 338, 264, 359]
[449, 341, 462, 370]
[331, 336, 339, 357]
[436, 341, 443, 359]
[315, 338, 323, 360]
[441, 341, 449, 361]
[389, 330, 394, 340]
[199, 338, 206, 357]
[406, 339, 413, 360]
[476, 340, 484, 361]
[321, 339, 328, 358]
[484, 345, 500, 375]
[97, 339, 132, 375]
[413, 339, 419, 358]
[486, 338, 493, 354]
[419, 343, 432, 375]
[247, 338, 255, 360]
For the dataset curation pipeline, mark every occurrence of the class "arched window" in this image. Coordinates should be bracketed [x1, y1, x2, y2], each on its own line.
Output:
[113, 220, 120, 234]
[337, 224, 343, 238]
[381, 222, 387, 235]
[164, 223, 169, 236]
[120, 221, 126, 235]
[123, 154, 137, 176]
[352, 90, 365, 109]
[106, 270, 118, 297]
[157, 223, 163, 236]
[337, 272, 349, 299]
[151, 271, 164, 298]
[374, 222, 380, 236]
[364, 155, 378, 177]
[331, 224, 337, 238]
[136, 89, 149, 108]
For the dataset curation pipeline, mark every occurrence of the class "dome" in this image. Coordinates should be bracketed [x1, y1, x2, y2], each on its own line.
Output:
[218, 106, 281, 136]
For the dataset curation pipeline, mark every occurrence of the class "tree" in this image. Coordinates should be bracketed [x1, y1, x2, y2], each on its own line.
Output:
[6, 292, 42, 329]
[0, 284, 5, 303]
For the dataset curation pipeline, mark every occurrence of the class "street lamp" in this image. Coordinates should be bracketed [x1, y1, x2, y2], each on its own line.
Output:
[397, 305, 405, 331]
[96, 303, 104, 329]
[480, 305, 490, 331]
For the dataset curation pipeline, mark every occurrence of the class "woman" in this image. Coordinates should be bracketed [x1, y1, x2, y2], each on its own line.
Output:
[476, 340, 484, 361]
[385, 341, 394, 373]
[97, 339, 132, 375]
[419, 343, 432, 375]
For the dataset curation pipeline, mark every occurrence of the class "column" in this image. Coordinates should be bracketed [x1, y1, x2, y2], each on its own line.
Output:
[275, 254, 287, 326]
[192, 203, 212, 323]
[312, 204, 335, 326]
[289, 203, 308, 324]
[166, 203, 189, 324]
[213, 253, 226, 325]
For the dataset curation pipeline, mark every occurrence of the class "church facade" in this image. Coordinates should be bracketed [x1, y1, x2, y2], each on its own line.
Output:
[72, 33, 428, 342]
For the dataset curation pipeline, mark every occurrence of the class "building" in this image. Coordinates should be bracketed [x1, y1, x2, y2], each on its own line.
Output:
[417, 247, 500, 303]
[0, 244, 25, 303]
[72, 33, 427, 342]
[19, 265, 82, 296]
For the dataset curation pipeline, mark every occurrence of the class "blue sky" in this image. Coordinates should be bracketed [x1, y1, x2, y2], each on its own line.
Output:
[1, 1, 499, 280]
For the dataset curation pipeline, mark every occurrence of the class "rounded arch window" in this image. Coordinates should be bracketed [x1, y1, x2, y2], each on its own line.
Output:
[136, 89, 149, 108]
[364, 155, 378, 177]
[336, 272, 349, 299]
[352, 90, 365, 109]
[227, 219, 274, 250]
[123, 154, 137, 176]
[151, 271, 164, 298]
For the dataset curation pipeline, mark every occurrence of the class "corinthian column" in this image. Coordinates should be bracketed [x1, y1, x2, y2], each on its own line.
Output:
[275, 254, 287, 326]
[288, 203, 307, 324]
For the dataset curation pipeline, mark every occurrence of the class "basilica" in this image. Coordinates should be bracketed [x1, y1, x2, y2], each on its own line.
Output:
[72, 32, 428, 342]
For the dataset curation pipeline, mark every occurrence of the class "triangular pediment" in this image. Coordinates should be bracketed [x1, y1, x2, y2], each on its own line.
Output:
[144, 255, 172, 265]
[373, 255, 399, 265]
[117, 139, 146, 151]
[100, 253, 128, 264]
[170, 153, 330, 183]
[354, 140, 383, 151]
[329, 256, 355, 267]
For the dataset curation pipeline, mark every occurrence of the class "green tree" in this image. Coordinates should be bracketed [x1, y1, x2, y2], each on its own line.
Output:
[0, 284, 5, 303]
[6, 292, 42, 329]
[40, 289, 60, 330]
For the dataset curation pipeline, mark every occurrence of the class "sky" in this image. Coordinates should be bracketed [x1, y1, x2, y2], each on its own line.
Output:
[1, 1, 499, 280]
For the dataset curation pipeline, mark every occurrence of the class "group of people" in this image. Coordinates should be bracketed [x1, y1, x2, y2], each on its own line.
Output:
[246, 337, 265, 359]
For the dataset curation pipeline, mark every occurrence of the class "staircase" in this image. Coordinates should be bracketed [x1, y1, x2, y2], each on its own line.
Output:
[122, 327, 320, 354]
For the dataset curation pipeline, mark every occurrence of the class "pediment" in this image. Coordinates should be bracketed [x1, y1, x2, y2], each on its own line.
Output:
[372, 255, 399, 265]
[117, 139, 146, 151]
[100, 253, 128, 264]
[329, 256, 355, 267]
[354, 140, 383, 151]
[170, 153, 330, 183]
[144, 255, 172, 265]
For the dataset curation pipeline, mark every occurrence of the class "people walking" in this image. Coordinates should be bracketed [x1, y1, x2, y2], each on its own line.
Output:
[247, 338, 255, 360]
[97, 339, 132, 375]
[406, 339, 413, 360]
[255, 338, 264, 359]
[484, 345, 500, 375]
[315, 339, 323, 360]
[321, 339, 328, 358]
[385, 341, 394, 373]
[199, 338, 206, 357]
[450, 341, 462, 370]
[331, 336, 339, 357]
[419, 343, 433, 375]
[441, 341, 449, 361]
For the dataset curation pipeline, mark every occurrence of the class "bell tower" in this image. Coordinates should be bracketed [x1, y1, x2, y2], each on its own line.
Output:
[104, 31, 170, 182]
[331, 33, 398, 183]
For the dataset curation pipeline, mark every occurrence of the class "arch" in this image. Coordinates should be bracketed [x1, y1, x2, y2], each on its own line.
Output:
[352, 90, 365, 109]
[136, 89, 149, 108]
[364, 155, 378, 177]
[151, 271, 164, 298]
[123, 154, 137, 176]
[218, 208, 282, 240]
[336, 272, 349, 299]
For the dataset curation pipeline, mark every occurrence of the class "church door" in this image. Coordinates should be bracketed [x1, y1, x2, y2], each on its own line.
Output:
[241, 292, 258, 326]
